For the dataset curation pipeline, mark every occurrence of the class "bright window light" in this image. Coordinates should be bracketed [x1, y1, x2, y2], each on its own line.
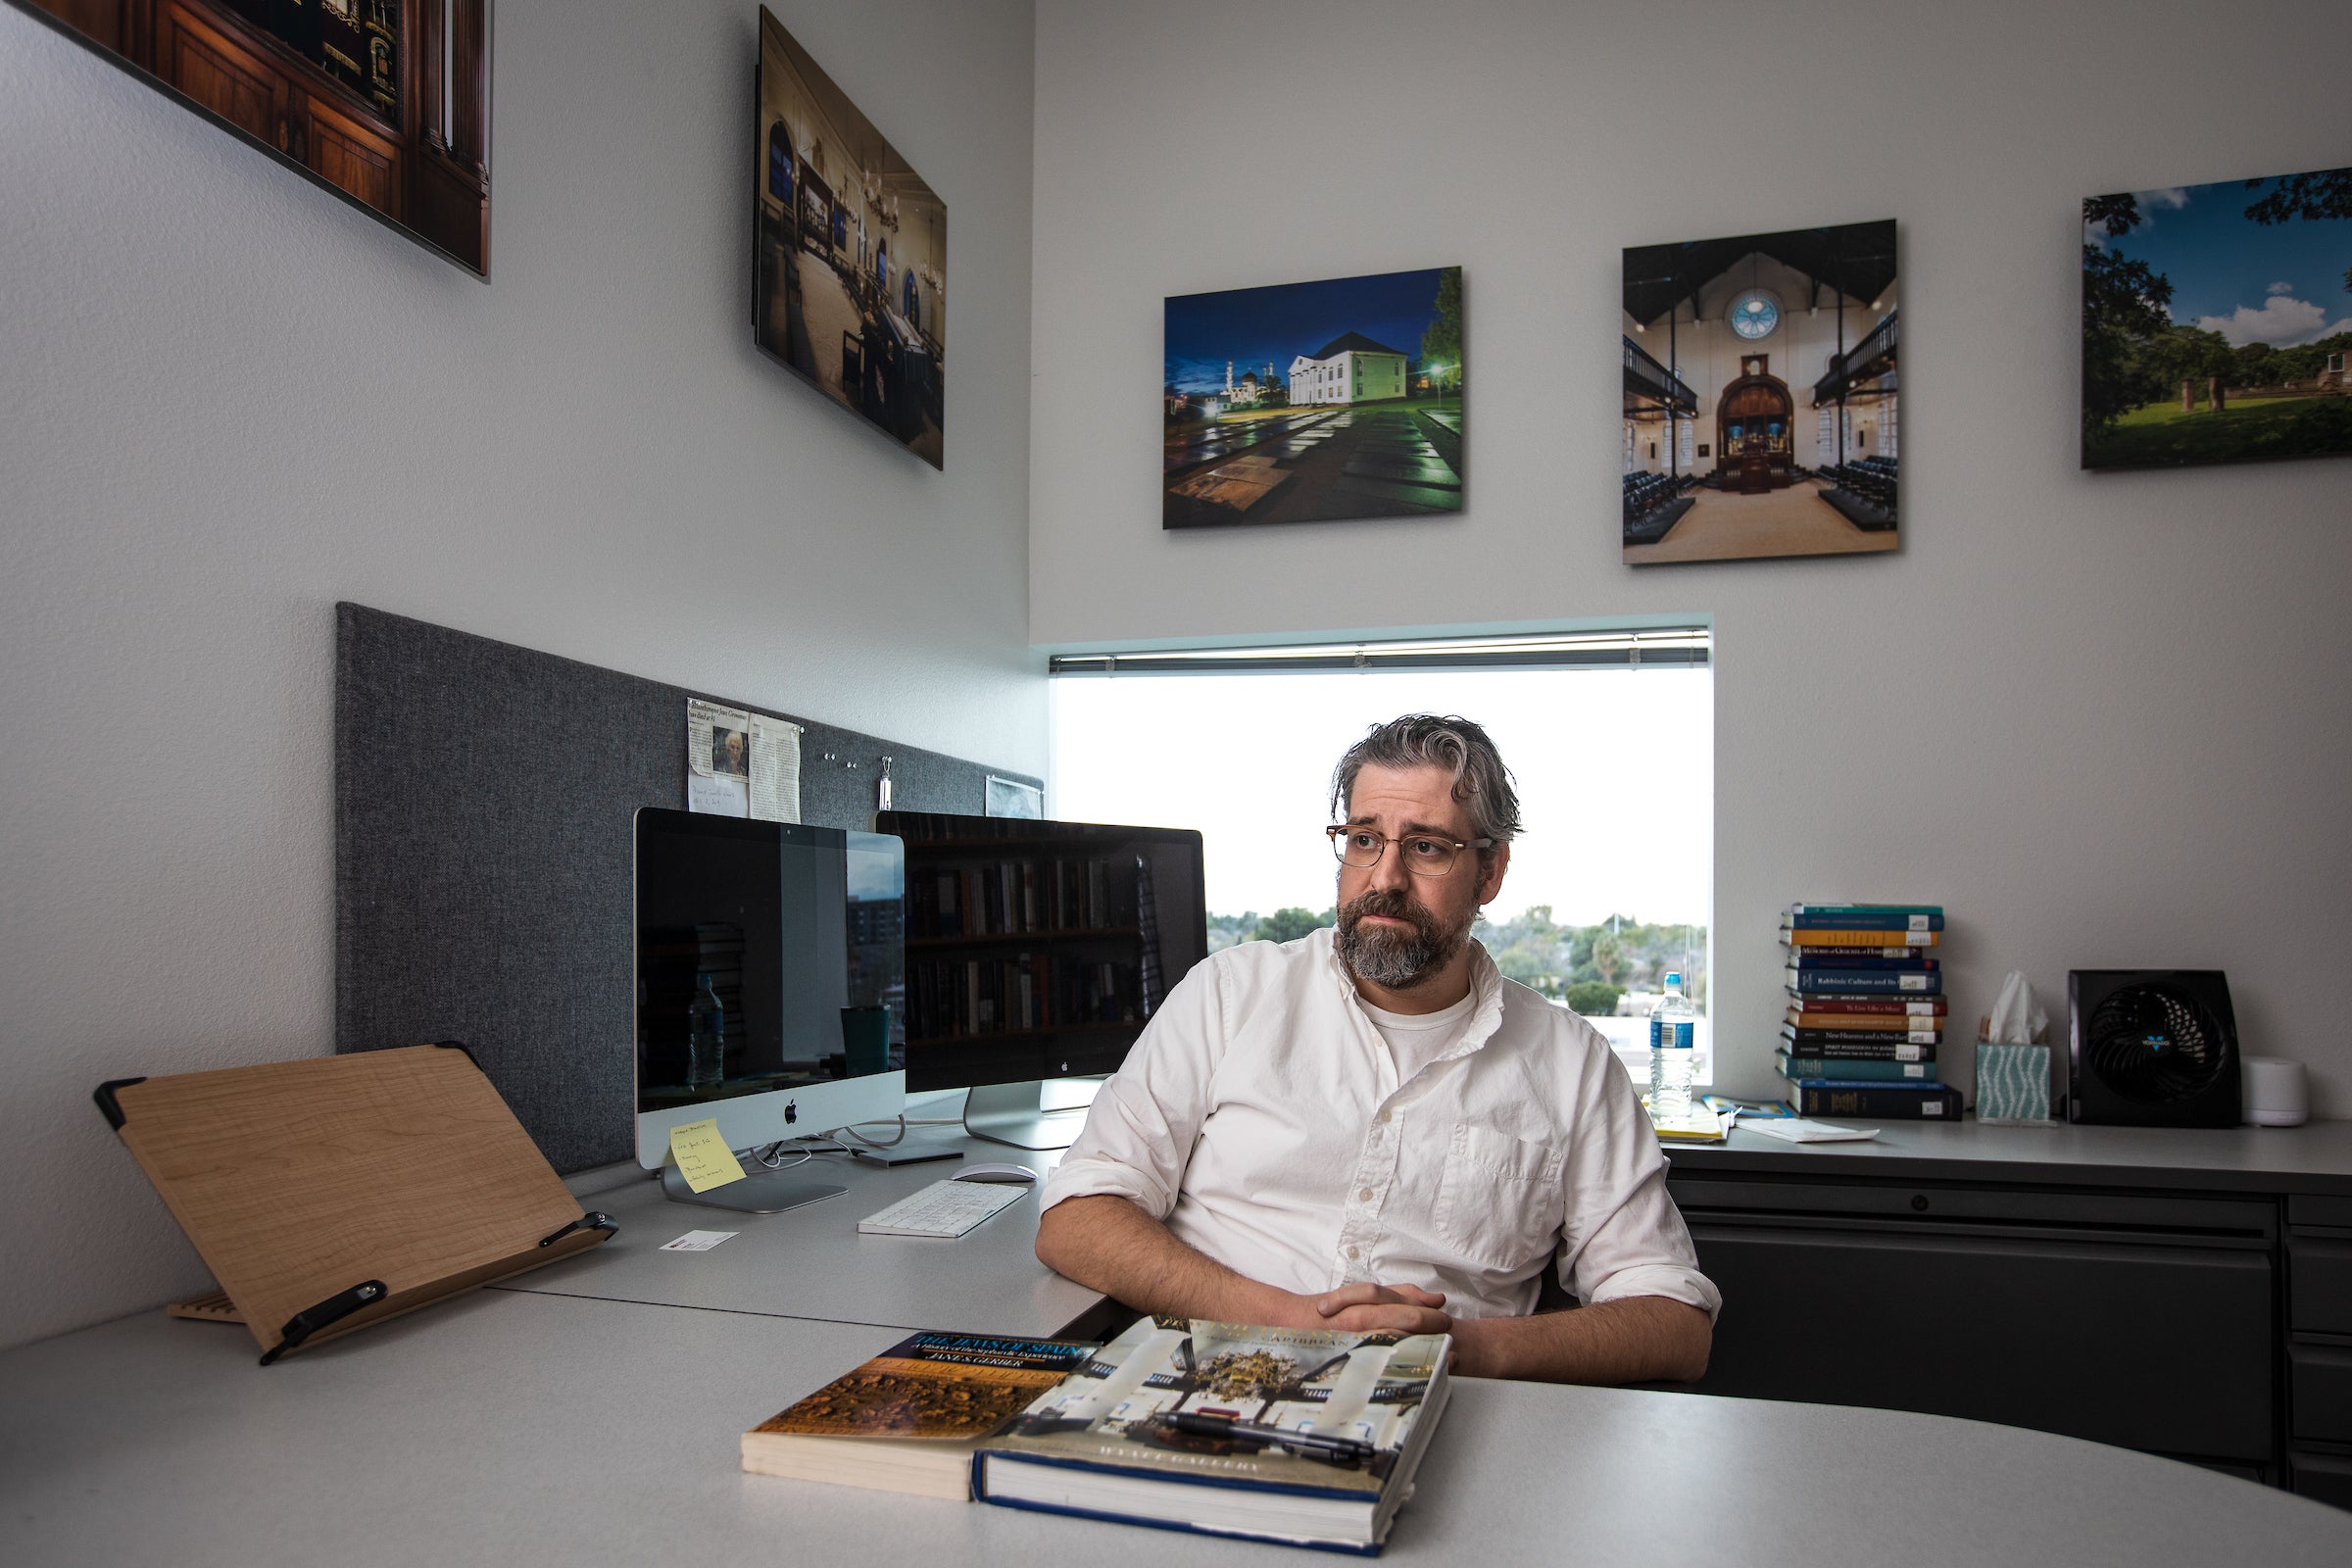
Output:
[1050, 651, 1713, 1083]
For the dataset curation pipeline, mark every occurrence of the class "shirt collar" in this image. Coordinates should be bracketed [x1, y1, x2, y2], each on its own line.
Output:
[1314, 923, 1508, 1059]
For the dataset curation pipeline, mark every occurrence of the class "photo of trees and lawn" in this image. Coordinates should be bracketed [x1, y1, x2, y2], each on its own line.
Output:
[2082, 167, 2352, 470]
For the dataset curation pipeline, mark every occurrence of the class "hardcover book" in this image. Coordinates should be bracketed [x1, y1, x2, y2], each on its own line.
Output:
[974, 1314, 1452, 1553]
[1786, 953, 1939, 972]
[1786, 1082, 1964, 1119]
[1787, 968, 1941, 995]
[1776, 1050, 1939, 1083]
[1785, 1009, 1942, 1038]
[1780, 927, 1940, 948]
[1788, 996, 1946, 1017]
[742, 1331, 1099, 1499]
[1784, 905, 1942, 932]
[1782, 1029, 1936, 1059]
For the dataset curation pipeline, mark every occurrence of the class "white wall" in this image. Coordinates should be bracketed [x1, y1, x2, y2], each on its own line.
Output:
[0, 0, 1041, 1349]
[1031, 0, 2352, 1111]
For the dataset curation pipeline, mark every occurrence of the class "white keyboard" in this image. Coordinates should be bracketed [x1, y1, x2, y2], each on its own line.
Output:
[858, 1178, 1028, 1238]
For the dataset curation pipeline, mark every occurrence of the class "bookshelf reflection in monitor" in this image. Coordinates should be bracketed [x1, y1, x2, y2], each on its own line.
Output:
[633, 808, 906, 1212]
[877, 810, 1208, 1151]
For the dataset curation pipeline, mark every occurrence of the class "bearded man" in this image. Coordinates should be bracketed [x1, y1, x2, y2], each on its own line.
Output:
[1034, 714, 1718, 1384]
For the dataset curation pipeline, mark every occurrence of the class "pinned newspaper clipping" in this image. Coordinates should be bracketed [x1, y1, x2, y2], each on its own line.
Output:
[686, 699, 803, 822]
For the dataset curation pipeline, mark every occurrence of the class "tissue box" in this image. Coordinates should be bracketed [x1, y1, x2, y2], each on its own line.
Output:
[1975, 1043, 2054, 1124]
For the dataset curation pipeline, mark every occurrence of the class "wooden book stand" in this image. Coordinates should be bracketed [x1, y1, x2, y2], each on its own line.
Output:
[96, 1043, 617, 1364]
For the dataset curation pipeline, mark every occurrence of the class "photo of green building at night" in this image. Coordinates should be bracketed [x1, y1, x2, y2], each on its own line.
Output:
[1162, 267, 1464, 528]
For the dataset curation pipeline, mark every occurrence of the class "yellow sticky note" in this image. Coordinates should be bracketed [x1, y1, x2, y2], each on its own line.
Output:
[668, 1118, 746, 1193]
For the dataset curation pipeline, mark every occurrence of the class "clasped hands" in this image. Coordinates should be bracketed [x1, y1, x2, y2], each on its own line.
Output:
[1299, 1281, 1451, 1335]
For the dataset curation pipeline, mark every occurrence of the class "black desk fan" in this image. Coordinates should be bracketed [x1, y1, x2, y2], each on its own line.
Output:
[2068, 970, 2242, 1126]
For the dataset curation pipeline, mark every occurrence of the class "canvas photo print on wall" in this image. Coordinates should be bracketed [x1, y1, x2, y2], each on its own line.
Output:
[10, 0, 493, 274]
[1622, 220, 1898, 565]
[1162, 268, 1464, 528]
[2082, 167, 2352, 471]
[755, 8, 946, 468]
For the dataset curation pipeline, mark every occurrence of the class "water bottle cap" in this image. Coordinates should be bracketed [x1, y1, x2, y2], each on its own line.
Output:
[1665, 971, 1682, 987]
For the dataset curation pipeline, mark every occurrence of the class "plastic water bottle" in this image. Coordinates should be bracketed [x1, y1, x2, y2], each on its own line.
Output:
[1648, 971, 1697, 1120]
[688, 972, 725, 1091]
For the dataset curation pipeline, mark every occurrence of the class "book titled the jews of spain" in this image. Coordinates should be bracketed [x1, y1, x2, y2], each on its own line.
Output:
[974, 1314, 1453, 1554]
[741, 1331, 1097, 1499]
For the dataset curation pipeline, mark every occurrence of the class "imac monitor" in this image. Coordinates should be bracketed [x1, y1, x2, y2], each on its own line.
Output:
[876, 810, 1208, 1150]
[633, 808, 906, 1210]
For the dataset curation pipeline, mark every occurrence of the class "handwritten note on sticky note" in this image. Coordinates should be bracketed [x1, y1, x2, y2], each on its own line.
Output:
[668, 1118, 746, 1192]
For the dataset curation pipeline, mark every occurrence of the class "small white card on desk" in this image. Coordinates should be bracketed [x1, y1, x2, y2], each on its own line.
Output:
[1750, 1118, 1881, 1144]
[659, 1229, 739, 1251]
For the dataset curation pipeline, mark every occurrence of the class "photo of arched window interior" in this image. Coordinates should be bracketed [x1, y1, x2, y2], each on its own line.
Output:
[1622, 220, 1897, 565]
[754, 7, 947, 468]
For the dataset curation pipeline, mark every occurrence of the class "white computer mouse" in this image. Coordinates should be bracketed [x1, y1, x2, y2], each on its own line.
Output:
[953, 1162, 1039, 1184]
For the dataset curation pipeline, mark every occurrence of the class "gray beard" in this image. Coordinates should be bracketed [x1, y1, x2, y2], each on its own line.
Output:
[1338, 891, 1471, 991]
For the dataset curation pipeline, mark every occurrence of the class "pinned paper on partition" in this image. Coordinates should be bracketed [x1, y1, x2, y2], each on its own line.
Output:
[667, 1118, 747, 1192]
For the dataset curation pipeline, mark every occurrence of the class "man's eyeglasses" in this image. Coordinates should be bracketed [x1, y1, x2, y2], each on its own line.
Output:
[1326, 825, 1494, 878]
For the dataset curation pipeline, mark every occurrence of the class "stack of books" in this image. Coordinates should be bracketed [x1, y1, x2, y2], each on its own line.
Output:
[744, 1315, 1451, 1552]
[1780, 903, 1961, 1119]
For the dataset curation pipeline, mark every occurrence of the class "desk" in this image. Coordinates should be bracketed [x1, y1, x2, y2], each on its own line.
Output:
[508, 1153, 1108, 1339]
[1675, 1118, 2352, 1194]
[1667, 1119, 2352, 1500]
[2, 1287, 2344, 1566]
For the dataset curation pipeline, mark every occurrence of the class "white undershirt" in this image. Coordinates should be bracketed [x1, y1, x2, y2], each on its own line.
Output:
[1360, 989, 1479, 1084]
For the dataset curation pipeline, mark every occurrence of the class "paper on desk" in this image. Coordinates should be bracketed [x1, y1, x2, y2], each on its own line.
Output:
[667, 1117, 747, 1191]
[659, 1229, 738, 1251]
[1749, 1117, 1881, 1144]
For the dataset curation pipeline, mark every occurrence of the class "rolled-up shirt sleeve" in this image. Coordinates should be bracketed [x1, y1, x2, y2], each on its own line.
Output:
[1040, 957, 1226, 1220]
[1555, 1050, 1723, 1322]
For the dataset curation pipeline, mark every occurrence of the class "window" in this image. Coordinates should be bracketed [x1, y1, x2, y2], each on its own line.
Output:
[1051, 630, 1714, 1084]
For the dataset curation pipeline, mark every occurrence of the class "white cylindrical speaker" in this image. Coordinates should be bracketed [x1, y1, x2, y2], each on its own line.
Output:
[2242, 1056, 2309, 1128]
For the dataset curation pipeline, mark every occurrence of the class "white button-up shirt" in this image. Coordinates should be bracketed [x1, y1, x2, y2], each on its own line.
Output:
[1042, 927, 1721, 1322]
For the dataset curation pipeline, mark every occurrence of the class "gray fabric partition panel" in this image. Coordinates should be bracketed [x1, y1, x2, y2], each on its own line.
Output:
[334, 603, 1040, 1173]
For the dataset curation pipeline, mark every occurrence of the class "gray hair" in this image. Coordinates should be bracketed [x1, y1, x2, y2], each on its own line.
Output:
[1330, 714, 1522, 847]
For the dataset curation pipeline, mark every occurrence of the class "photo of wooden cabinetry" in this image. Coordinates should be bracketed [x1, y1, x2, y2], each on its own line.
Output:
[15, 0, 493, 274]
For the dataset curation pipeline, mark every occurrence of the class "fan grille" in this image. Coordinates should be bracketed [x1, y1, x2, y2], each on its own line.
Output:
[2084, 984, 2228, 1103]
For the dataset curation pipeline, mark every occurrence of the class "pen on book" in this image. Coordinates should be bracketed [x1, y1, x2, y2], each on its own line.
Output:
[1159, 1412, 1375, 1461]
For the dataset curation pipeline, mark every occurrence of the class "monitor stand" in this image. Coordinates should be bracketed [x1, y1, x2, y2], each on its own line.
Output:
[964, 1080, 1091, 1152]
[661, 1162, 844, 1214]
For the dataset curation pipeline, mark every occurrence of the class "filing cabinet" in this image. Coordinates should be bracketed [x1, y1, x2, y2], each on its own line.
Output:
[1664, 1128, 2352, 1507]
[2286, 1196, 2352, 1499]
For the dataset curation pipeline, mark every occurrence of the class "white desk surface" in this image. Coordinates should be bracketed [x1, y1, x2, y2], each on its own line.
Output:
[1677, 1116, 2352, 1193]
[3, 1287, 2343, 1567]
[512, 1151, 1102, 1338]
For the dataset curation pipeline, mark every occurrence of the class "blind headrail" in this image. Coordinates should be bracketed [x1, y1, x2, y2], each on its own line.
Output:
[1050, 628, 1709, 677]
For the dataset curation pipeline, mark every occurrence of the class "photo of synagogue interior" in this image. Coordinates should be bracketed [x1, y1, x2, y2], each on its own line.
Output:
[1622, 220, 1899, 564]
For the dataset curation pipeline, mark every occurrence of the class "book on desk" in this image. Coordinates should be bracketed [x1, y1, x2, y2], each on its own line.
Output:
[744, 1313, 1454, 1553]
[973, 1314, 1451, 1554]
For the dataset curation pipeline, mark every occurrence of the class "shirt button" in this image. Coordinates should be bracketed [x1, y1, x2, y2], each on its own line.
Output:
[1358, 1188, 1374, 1201]
[1377, 1109, 1393, 1123]
[1345, 1245, 1360, 1258]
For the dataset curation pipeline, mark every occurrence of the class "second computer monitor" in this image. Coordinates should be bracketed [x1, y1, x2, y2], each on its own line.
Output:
[876, 810, 1207, 1148]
